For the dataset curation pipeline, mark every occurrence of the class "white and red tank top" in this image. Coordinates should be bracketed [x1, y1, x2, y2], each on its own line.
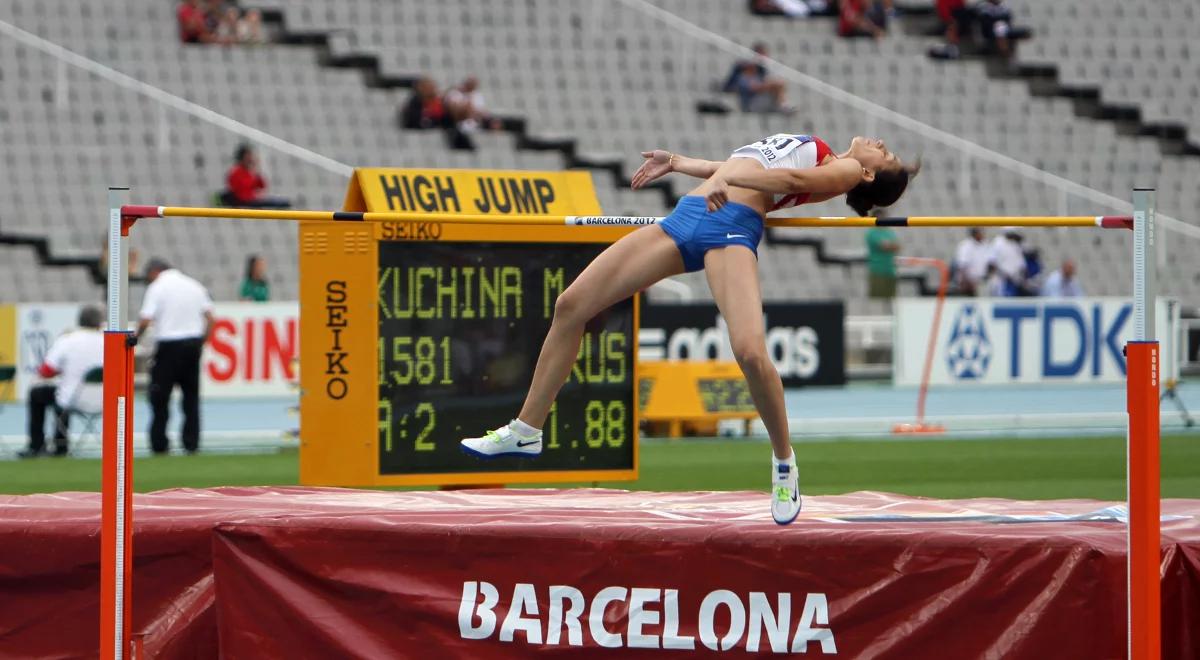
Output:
[729, 134, 835, 210]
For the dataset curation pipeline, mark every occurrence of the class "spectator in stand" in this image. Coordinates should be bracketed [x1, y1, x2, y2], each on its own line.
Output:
[215, 5, 265, 45]
[444, 77, 502, 151]
[239, 254, 270, 302]
[401, 78, 449, 130]
[749, 0, 829, 18]
[135, 259, 214, 455]
[723, 43, 767, 93]
[972, 0, 1020, 56]
[221, 144, 290, 209]
[865, 224, 900, 299]
[19, 305, 104, 458]
[953, 228, 990, 295]
[215, 6, 240, 44]
[983, 263, 1006, 297]
[203, 0, 225, 37]
[401, 77, 478, 149]
[445, 77, 502, 133]
[734, 61, 795, 113]
[238, 9, 265, 44]
[928, 0, 1021, 60]
[928, 0, 967, 59]
[1020, 246, 1044, 295]
[177, 0, 213, 43]
[989, 227, 1026, 296]
[839, 0, 890, 39]
[723, 44, 793, 114]
[1041, 259, 1084, 297]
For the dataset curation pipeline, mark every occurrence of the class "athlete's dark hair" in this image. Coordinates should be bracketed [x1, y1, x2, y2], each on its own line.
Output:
[846, 161, 920, 216]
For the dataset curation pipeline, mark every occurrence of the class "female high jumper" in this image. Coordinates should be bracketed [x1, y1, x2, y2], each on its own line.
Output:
[462, 134, 917, 524]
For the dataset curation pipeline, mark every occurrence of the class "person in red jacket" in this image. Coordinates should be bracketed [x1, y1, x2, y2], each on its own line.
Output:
[838, 0, 889, 38]
[177, 0, 212, 43]
[220, 144, 290, 208]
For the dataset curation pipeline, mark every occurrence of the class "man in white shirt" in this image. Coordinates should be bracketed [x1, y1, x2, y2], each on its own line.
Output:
[988, 228, 1026, 296]
[20, 305, 104, 458]
[135, 259, 214, 454]
[953, 228, 990, 295]
[1040, 259, 1084, 297]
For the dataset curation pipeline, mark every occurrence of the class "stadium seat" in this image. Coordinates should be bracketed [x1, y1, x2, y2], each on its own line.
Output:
[0, 0, 1197, 304]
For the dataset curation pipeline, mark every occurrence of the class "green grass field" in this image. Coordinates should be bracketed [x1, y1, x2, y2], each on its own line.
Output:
[2, 435, 1198, 499]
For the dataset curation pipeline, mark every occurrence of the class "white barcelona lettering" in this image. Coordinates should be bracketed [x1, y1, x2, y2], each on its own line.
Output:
[499, 583, 542, 644]
[748, 591, 791, 653]
[792, 593, 837, 654]
[627, 587, 662, 649]
[662, 588, 696, 650]
[589, 586, 627, 648]
[456, 581, 837, 654]
[546, 585, 585, 646]
[699, 590, 746, 651]
[458, 581, 499, 640]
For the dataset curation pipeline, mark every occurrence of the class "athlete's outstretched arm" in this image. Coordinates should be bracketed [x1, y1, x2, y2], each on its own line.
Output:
[630, 149, 723, 189]
[698, 157, 867, 211]
[725, 157, 865, 194]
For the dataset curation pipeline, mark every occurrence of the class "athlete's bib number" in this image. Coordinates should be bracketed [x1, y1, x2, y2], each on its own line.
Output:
[743, 134, 807, 163]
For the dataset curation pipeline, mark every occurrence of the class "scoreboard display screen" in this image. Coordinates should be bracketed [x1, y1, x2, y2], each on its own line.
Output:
[695, 378, 755, 414]
[376, 241, 635, 475]
[298, 167, 639, 487]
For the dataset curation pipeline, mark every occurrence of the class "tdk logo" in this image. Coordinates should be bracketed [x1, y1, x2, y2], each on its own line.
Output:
[941, 301, 1132, 381]
[945, 304, 992, 379]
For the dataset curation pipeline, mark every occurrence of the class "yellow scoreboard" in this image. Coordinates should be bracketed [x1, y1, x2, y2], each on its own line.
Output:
[639, 361, 758, 437]
[299, 169, 640, 486]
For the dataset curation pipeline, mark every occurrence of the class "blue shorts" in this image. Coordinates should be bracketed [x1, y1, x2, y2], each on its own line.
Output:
[659, 196, 764, 272]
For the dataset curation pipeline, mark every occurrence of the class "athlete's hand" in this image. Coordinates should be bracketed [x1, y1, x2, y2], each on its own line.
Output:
[631, 150, 672, 190]
[702, 178, 730, 211]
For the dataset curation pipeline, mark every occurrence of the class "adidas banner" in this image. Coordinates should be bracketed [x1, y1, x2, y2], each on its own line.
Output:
[894, 297, 1179, 386]
[638, 301, 845, 387]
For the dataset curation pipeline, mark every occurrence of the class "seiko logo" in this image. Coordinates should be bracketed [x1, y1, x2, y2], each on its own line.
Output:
[323, 280, 349, 399]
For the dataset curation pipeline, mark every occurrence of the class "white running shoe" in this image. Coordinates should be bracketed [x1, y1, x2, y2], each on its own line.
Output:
[771, 455, 802, 525]
[460, 423, 543, 459]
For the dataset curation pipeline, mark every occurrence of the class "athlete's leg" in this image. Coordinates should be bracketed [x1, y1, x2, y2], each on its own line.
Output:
[703, 245, 792, 460]
[517, 225, 685, 428]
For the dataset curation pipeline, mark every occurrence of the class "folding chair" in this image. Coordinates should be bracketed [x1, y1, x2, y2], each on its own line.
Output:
[0, 365, 14, 458]
[60, 366, 104, 457]
[0, 365, 14, 403]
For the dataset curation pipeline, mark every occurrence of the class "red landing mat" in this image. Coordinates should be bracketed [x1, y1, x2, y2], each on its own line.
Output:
[1, 488, 1198, 659]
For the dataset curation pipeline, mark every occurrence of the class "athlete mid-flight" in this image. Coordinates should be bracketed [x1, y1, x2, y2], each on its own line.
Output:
[462, 133, 918, 525]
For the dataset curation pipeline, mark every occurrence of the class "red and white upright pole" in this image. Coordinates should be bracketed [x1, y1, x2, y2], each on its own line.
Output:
[1126, 187, 1160, 660]
[101, 186, 135, 660]
[893, 257, 948, 435]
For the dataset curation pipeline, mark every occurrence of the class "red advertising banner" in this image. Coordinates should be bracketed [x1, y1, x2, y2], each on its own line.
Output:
[212, 490, 1200, 659]
[7, 302, 299, 402]
[202, 302, 298, 397]
[0, 487, 387, 659]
